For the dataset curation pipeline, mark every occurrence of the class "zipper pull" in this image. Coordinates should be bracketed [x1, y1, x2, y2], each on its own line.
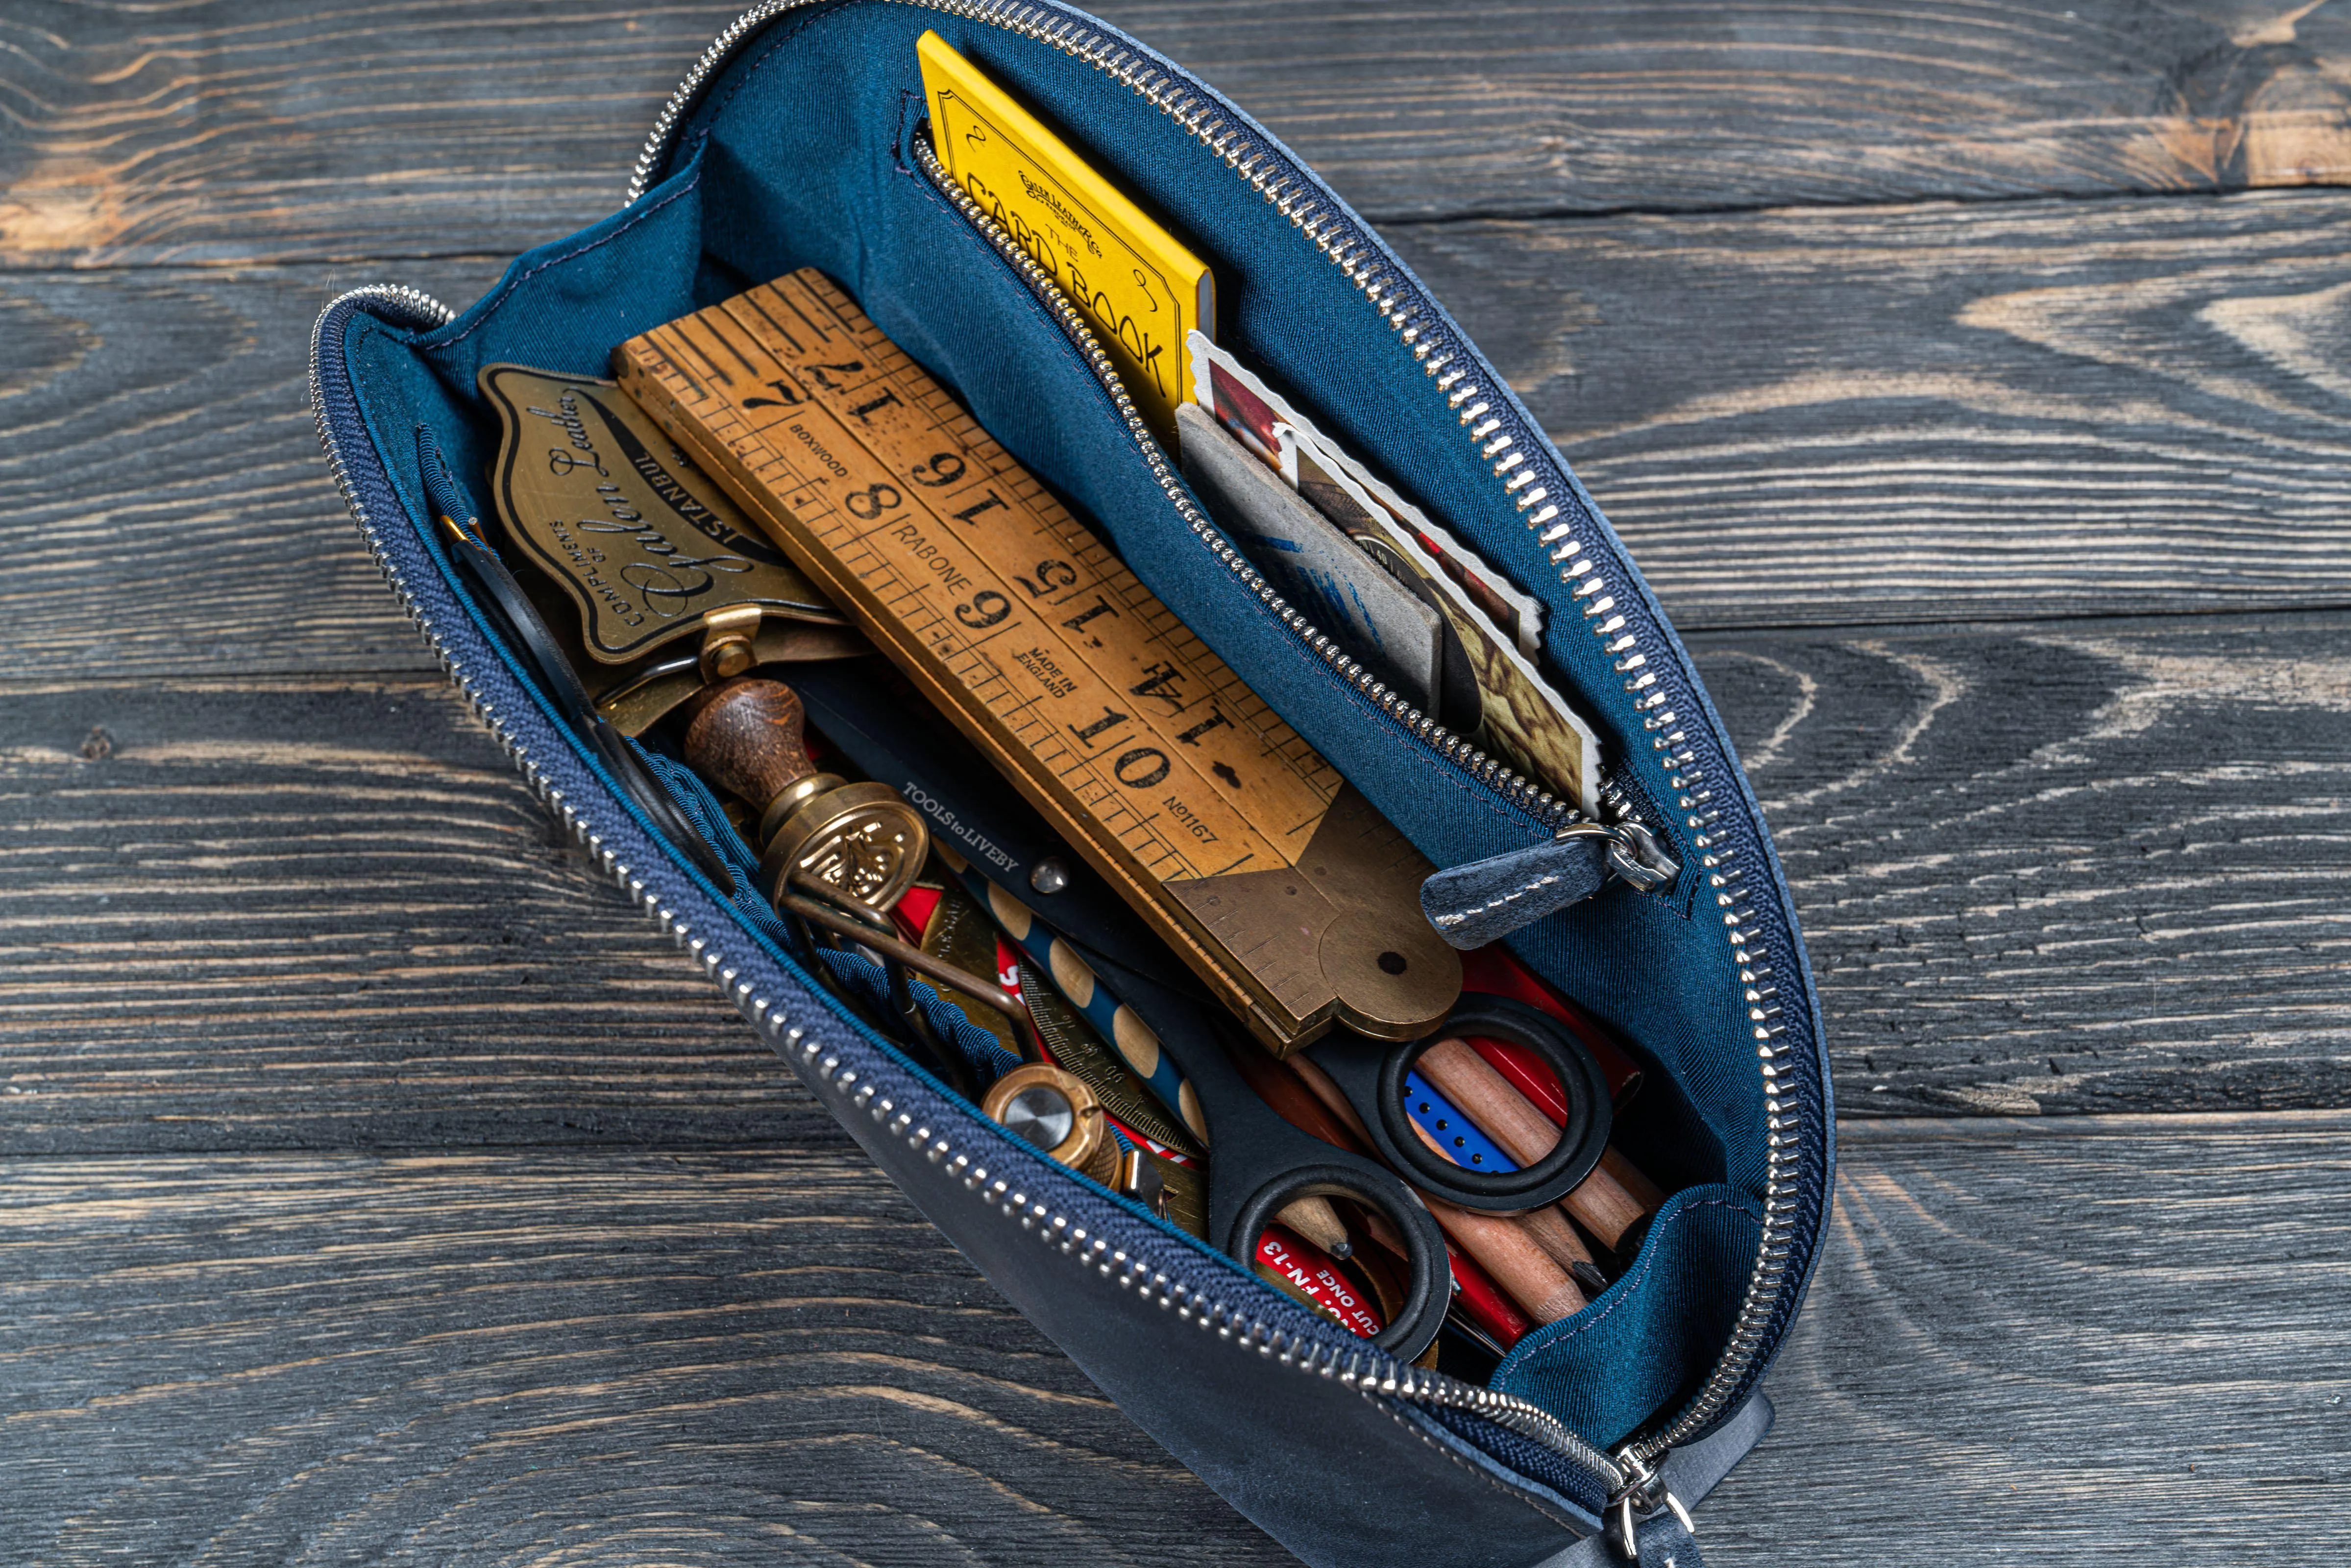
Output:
[1608, 1447, 1701, 1566]
[1419, 819, 1680, 949]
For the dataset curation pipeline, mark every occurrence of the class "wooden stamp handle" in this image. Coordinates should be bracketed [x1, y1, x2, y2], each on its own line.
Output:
[683, 677, 818, 822]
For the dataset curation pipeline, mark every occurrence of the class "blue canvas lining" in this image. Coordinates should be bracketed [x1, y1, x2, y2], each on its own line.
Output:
[337, 0, 1775, 1449]
[1492, 1188, 1762, 1448]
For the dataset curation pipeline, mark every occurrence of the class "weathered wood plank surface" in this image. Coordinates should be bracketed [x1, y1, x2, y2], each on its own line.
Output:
[1113, 0, 2351, 220]
[10, 4, 2344, 1563]
[0, 1147, 1295, 1566]
[1698, 613, 2351, 1116]
[1708, 1111, 2351, 1564]
[0, 1, 740, 270]
[0, 260, 499, 679]
[1382, 188, 2351, 628]
[6, 0, 2351, 268]
[15, 184, 2351, 682]
[4, 1113, 2344, 1565]
[3, 612, 2342, 1152]
[0, 675, 828, 1153]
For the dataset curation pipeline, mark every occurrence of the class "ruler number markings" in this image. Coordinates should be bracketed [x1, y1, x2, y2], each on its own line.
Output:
[624, 274, 1340, 888]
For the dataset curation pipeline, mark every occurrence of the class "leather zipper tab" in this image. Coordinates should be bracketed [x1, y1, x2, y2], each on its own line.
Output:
[1421, 821, 1680, 948]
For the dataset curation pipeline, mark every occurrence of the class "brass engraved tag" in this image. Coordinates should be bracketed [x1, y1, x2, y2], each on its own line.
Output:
[479, 364, 842, 662]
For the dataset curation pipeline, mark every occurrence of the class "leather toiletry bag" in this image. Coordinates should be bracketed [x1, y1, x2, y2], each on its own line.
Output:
[308, 4, 1833, 1563]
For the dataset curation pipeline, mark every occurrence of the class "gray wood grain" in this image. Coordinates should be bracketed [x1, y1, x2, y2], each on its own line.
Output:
[0, 1, 741, 270]
[1385, 188, 2351, 628]
[1104, 0, 2351, 220]
[10, 5, 2340, 1565]
[14, 188, 2351, 684]
[6, 0, 2351, 268]
[0, 674, 828, 1153]
[0, 260, 502, 679]
[0, 1147, 1296, 1566]
[3, 612, 2343, 1151]
[4, 1113, 2343, 1564]
[1708, 1111, 2351, 1565]
[1691, 613, 2351, 1117]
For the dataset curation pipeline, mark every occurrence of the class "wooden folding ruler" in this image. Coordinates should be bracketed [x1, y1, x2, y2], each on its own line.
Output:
[613, 269, 1458, 1052]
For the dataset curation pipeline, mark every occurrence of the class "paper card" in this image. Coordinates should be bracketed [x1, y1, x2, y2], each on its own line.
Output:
[1186, 331, 1600, 817]
[1325, 446, 1545, 658]
[1177, 402, 1441, 710]
[921, 30, 1212, 441]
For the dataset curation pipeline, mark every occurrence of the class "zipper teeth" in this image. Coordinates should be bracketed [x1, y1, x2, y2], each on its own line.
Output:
[357, 0, 1804, 1481]
[791, 1022, 1624, 1480]
[914, 136, 1633, 1469]
[630, 1, 803, 202]
[307, 283, 460, 668]
[308, 280, 1618, 1488]
[629, 2, 1615, 834]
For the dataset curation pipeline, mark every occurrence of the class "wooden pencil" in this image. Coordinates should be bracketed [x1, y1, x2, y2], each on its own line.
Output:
[1416, 1034, 1659, 1251]
[1408, 1120, 1586, 1322]
[1414, 1187, 1586, 1324]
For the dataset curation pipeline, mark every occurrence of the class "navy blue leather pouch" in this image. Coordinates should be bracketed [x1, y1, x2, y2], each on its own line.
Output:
[309, 5, 1834, 1562]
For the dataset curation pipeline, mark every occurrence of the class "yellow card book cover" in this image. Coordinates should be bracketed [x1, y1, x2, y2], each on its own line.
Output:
[919, 29, 1213, 439]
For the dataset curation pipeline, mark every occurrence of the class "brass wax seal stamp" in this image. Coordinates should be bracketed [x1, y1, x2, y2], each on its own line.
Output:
[682, 676, 927, 916]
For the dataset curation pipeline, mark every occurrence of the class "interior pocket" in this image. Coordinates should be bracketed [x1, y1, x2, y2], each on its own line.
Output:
[881, 166, 1563, 868]
[1492, 1185, 1763, 1449]
[866, 184, 1767, 1434]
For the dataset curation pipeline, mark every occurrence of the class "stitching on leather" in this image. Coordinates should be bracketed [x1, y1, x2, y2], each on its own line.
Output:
[424, 169, 704, 349]
[1365, 1392, 1592, 1536]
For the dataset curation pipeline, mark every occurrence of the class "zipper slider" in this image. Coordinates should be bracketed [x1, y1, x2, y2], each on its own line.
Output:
[1597, 818, 1677, 894]
[1419, 818, 1680, 949]
[1607, 1446, 1699, 1564]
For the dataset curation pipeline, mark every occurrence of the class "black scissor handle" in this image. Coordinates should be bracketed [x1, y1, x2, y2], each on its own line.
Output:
[429, 493, 734, 891]
[1128, 988, 1450, 1360]
[1306, 996, 1613, 1214]
[1223, 1156, 1449, 1360]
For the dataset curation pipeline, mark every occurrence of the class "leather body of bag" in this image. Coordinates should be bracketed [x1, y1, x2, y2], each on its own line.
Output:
[309, 6, 1835, 1562]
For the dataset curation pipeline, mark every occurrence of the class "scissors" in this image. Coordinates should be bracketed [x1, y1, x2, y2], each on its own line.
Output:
[1303, 998, 1613, 1215]
[1066, 936, 1456, 1358]
[795, 663, 1617, 1359]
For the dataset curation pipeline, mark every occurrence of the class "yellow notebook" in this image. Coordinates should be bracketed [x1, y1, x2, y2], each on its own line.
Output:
[919, 30, 1214, 440]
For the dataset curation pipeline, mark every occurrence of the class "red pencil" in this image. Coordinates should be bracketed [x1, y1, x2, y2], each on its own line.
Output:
[1446, 1240, 1535, 1349]
[1460, 945, 1642, 1101]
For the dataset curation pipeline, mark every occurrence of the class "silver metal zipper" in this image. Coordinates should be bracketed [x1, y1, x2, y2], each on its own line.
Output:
[867, 24, 1788, 1470]
[318, 0, 1810, 1496]
[806, 1025, 1629, 1487]
[906, 133, 1670, 871]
